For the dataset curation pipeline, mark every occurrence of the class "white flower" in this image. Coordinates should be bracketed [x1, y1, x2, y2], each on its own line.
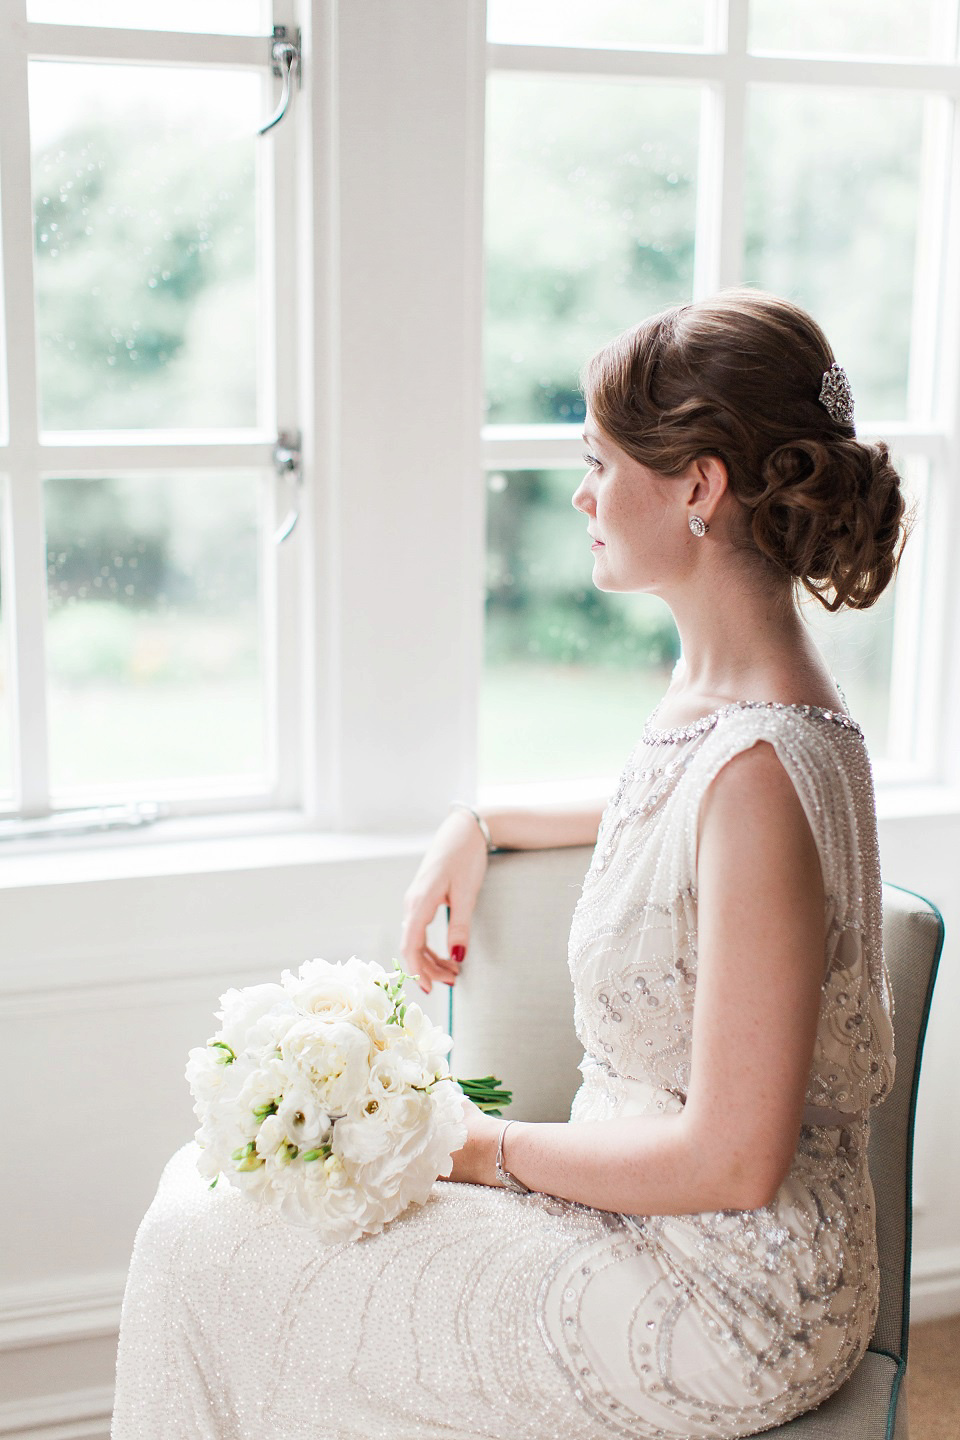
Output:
[189, 957, 470, 1243]
[281, 1017, 373, 1114]
[276, 1083, 333, 1151]
[284, 955, 395, 1030]
[400, 1003, 454, 1072]
[215, 982, 291, 1054]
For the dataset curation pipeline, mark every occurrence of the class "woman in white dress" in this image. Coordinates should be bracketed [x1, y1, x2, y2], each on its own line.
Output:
[112, 289, 908, 1440]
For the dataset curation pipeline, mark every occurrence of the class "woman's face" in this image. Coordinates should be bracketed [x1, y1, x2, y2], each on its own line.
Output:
[572, 414, 687, 594]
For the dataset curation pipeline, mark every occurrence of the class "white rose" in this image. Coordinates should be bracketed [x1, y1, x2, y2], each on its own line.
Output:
[284, 956, 393, 1029]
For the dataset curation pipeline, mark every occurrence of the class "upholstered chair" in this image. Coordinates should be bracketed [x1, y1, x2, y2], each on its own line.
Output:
[449, 848, 944, 1440]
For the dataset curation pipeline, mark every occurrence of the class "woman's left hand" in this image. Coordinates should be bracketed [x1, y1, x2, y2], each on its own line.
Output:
[441, 1094, 503, 1187]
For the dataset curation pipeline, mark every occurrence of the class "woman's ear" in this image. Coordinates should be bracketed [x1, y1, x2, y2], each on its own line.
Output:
[684, 455, 728, 525]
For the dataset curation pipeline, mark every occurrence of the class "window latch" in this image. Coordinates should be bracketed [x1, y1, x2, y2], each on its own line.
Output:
[273, 431, 303, 545]
[257, 25, 302, 137]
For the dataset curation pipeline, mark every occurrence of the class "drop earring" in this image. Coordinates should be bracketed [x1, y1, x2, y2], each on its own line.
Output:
[689, 515, 709, 538]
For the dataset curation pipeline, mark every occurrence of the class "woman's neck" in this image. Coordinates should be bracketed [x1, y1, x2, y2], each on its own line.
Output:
[659, 565, 841, 720]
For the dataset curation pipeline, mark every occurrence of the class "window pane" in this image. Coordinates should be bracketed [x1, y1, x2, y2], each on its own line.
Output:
[44, 472, 266, 792]
[749, 0, 954, 59]
[31, 63, 261, 432]
[481, 468, 679, 783]
[27, 0, 269, 35]
[0, 483, 11, 798]
[744, 88, 924, 421]
[488, 0, 707, 49]
[485, 76, 700, 424]
[800, 456, 926, 765]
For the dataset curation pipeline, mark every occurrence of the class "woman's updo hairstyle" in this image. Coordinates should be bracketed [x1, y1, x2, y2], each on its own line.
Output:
[582, 288, 910, 611]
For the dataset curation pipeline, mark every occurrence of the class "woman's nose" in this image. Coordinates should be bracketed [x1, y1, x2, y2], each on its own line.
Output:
[572, 478, 594, 513]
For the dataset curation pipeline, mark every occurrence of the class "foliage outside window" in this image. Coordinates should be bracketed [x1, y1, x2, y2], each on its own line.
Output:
[480, 4, 946, 788]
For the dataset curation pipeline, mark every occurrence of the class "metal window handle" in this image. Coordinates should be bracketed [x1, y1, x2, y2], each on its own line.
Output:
[273, 431, 303, 545]
[258, 26, 301, 137]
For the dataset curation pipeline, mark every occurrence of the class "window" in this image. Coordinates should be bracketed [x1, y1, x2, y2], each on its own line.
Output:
[0, 5, 301, 826]
[480, 1, 955, 789]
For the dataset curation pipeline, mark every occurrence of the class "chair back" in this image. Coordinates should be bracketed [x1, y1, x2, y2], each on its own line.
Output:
[448, 857, 944, 1368]
[448, 846, 592, 1121]
[869, 883, 944, 1361]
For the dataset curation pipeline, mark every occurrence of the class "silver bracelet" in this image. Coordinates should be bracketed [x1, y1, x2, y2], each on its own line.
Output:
[495, 1120, 533, 1193]
[450, 802, 495, 852]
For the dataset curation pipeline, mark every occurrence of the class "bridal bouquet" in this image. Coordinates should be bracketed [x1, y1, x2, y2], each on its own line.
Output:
[186, 956, 512, 1242]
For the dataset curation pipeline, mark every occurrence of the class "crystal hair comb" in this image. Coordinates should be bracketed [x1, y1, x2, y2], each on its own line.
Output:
[819, 362, 855, 426]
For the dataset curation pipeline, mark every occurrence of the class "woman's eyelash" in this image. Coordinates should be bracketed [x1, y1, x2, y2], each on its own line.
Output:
[582, 452, 601, 469]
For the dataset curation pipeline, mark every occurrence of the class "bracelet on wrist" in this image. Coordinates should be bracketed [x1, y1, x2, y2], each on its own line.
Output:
[450, 803, 495, 853]
[495, 1120, 532, 1194]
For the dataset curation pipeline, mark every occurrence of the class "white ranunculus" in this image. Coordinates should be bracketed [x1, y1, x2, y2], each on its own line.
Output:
[276, 1083, 333, 1151]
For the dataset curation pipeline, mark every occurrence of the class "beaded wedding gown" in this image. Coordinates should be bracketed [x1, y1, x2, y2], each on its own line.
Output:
[112, 701, 895, 1440]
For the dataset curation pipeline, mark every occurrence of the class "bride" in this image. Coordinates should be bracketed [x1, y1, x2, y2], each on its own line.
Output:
[112, 289, 908, 1439]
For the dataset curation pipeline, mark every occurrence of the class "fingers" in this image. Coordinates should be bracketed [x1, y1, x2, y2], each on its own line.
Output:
[411, 946, 463, 996]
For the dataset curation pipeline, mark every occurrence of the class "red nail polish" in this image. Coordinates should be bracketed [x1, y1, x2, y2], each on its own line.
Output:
[450, 945, 466, 964]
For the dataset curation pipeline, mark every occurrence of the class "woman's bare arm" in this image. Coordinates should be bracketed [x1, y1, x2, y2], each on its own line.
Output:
[453, 742, 826, 1214]
[401, 798, 606, 993]
[480, 797, 607, 851]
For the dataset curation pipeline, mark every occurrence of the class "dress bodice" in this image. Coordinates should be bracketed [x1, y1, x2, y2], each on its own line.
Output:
[567, 701, 896, 1127]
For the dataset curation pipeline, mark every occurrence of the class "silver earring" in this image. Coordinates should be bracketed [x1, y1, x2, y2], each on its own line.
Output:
[689, 515, 709, 538]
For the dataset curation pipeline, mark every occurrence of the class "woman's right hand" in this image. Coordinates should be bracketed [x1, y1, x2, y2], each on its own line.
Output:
[400, 808, 490, 994]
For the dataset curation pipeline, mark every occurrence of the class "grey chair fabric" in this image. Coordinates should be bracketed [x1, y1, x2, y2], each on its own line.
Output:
[449, 857, 944, 1440]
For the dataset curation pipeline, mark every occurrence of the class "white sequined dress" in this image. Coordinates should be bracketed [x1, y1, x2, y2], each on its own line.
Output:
[112, 701, 895, 1440]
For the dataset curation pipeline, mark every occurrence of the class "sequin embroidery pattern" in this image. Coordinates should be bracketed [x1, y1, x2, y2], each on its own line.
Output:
[111, 703, 894, 1440]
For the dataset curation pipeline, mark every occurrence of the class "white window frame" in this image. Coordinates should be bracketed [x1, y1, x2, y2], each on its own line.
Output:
[481, 0, 960, 794]
[0, 1, 303, 823]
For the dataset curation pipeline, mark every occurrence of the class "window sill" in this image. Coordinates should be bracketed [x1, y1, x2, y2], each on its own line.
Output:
[0, 809, 432, 891]
[0, 780, 957, 894]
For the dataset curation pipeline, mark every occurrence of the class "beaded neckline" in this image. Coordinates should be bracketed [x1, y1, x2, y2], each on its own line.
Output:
[640, 698, 864, 746]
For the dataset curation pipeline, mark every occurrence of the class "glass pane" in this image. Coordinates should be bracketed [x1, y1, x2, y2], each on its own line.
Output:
[801, 455, 926, 764]
[486, 76, 700, 424]
[0, 483, 11, 797]
[27, 0, 268, 34]
[488, 0, 707, 49]
[749, 0, 954, 59]
[44, 472, 265, 792]
[800, 587, 896, 758]
[744, 88, 924, 421]
[31, 63, 261, 432]
[481, 468, 679, 783]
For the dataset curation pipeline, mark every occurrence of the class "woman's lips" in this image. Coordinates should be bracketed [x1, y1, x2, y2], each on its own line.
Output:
[591, 541, 605, 551]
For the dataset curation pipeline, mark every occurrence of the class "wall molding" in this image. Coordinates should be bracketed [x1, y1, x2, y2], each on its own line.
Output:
[911, 1243, 960, 1324]
[0, 1385, 112, 1439]
[0, 1272, 125, 1354]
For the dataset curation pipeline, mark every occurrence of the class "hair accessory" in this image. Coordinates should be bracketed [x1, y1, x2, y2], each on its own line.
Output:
[688, 515, 709, 538]
[451, 803, 495, 852]
[819, 362, 855, 425]
[495, 1120, 533, 1193]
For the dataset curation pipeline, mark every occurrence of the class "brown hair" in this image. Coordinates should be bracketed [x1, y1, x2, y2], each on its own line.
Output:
[582, 288, 910, 611]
